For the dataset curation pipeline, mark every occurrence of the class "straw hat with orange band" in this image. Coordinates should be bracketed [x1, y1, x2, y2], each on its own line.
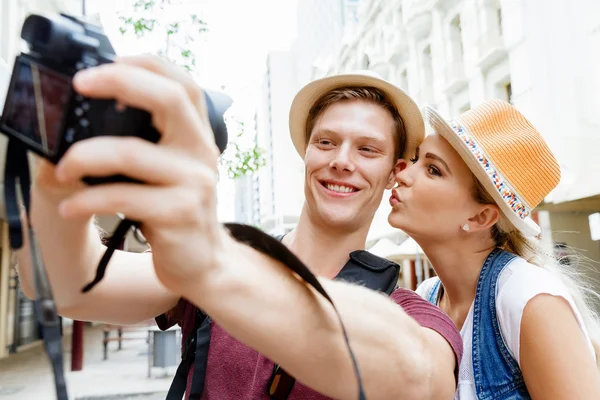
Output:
[423, 99, 561, 237]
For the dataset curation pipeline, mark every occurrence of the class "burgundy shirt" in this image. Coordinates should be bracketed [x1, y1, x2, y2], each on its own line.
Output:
[156, 288, 462, 399]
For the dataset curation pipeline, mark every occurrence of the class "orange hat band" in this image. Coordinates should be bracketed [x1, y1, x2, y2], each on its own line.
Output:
[451, 120, 531, 220]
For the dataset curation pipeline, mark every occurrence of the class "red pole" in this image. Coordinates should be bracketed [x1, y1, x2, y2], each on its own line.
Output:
[71, 320, 84, 371]
[410, 260, 417, 291]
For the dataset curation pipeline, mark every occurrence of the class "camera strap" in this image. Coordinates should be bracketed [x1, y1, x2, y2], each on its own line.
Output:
[4, 139, 69, 400]
[85, 221, 368, 400]
[2, 143, 367, 400]
[1, 143, 368, 400]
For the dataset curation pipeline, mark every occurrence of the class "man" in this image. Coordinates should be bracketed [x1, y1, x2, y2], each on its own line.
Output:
[17, 56, 461, 399]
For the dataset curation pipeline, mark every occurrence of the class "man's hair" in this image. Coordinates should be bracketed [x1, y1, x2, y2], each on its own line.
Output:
[304, 86, 406, 160]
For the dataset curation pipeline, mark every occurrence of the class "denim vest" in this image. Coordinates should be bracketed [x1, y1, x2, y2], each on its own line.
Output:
[427, 249, 532, 400]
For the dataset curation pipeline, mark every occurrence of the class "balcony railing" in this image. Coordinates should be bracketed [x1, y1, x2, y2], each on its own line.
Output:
[444, 61, 467, 93]
[476, 30, 507, 70]
[404, 0, 434, 39]
[415, 84, 435, 105]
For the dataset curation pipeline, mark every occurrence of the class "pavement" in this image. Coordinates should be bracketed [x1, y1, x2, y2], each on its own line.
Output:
[0, 324, 179, 399]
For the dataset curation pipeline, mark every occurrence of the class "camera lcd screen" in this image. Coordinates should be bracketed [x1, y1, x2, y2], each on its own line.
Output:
[2, 57, 71, 155]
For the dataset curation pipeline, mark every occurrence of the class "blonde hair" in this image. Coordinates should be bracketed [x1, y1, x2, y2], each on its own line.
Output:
[473, 178, 600, 368]
[305, 87, 406, 160]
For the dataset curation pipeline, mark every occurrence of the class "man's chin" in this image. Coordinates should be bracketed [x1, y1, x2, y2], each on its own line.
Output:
[315, 209, 366, 231]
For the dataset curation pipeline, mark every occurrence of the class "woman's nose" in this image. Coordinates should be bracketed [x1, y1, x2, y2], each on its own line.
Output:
[395, 163, 414, 187]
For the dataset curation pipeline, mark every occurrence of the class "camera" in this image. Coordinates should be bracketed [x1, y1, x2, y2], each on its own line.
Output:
[0, 13, 230, 183]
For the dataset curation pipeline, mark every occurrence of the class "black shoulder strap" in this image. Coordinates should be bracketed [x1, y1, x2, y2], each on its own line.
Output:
[266, 248, 400, 399]
[165, 227, 369, 400]
[165, 235, 400, 400]
[4, 140, 68, 400]
[167, 232, 289, 400]
[338, 250, 400, 295]
[166, 309, 210, 400]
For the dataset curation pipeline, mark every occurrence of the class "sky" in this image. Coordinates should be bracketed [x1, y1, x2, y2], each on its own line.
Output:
[96, 0, 298, 102]
[89, 0, 300, 220]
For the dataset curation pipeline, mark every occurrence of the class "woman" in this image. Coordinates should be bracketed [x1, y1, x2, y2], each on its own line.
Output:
[388, 99, 600, 399]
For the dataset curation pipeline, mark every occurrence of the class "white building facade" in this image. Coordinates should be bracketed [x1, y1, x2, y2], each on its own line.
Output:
[321, 0, 600, 290]
[0, 0, 118, 359]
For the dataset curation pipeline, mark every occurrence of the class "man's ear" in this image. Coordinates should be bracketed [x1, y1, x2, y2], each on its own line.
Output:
[387, 159, 407, 190]
[467, 204, 500, 232]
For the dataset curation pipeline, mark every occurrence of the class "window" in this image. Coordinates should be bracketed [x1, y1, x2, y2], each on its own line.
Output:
[399, 69, 408, 91]
[420, 45, 434, 103]
[497, 7, 503, 36]
[449, 15, 464, 61]
[505, 82, 512, 104]
[361, 54, 370, 69]
[422, 45, 433, 76]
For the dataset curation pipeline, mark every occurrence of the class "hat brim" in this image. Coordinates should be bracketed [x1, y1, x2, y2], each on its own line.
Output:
[423, 106, 541, 237]
[289, 73, 425, 159]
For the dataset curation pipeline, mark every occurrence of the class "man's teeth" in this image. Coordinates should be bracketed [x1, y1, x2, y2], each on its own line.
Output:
[326, 183, 355, 193]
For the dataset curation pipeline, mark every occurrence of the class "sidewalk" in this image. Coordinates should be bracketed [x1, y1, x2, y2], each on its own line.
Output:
[0, 324, 178, 399]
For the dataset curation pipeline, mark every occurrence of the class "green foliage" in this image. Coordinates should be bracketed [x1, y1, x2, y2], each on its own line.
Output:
[118, 0, 266, 179]
[118, 1, 157, 36]
[118, 0, 207, 73]
[219, 119, 267, 179]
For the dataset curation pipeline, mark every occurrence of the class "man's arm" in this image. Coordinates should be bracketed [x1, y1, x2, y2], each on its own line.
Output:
[42, 56, 458, 398]
[182, 233, 459, 400]
[17, 167, 178, 325]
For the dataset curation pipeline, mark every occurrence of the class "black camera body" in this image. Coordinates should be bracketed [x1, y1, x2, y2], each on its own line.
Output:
[0, 13, 230, 183]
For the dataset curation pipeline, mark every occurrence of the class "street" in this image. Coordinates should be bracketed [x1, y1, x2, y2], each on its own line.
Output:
[0, 324, 174, 399]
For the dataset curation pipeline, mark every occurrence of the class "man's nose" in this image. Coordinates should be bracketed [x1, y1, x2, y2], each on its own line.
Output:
[329, 145, 355, 172]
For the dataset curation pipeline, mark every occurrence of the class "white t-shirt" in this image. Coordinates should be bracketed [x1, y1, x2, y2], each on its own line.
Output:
[416, 257, 596, 400]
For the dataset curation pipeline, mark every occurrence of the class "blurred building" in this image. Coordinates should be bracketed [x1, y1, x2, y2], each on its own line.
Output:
[238, 0, 365, 235]
[0, 0, 120, 360]
[322, 0, 600, 291]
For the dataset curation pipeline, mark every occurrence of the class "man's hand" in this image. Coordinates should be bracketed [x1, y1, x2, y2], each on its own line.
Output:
[54, 55, 226, 294]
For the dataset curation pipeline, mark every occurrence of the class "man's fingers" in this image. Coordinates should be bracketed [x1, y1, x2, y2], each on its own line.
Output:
[55, 136, 214, 186]
[74, 64, 187, 120]
[59, 183, 216, 226]
[116, 55, 208, 117]
[72, 63, 216, 155]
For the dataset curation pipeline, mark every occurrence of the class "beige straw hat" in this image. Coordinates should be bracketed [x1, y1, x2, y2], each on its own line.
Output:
[289, 70, 425, 159]
[424, 100, 561, 236]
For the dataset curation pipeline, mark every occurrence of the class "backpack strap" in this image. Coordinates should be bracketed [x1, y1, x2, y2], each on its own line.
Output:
[169, 235, 399, 400]
[266, 232, 297, 399]
[267, 249, 400, 399]
[189, 311, 211, 397]
[340, 250, 400, 295]
[165, 310, 210, 400]
[167, 232, 292, 400]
